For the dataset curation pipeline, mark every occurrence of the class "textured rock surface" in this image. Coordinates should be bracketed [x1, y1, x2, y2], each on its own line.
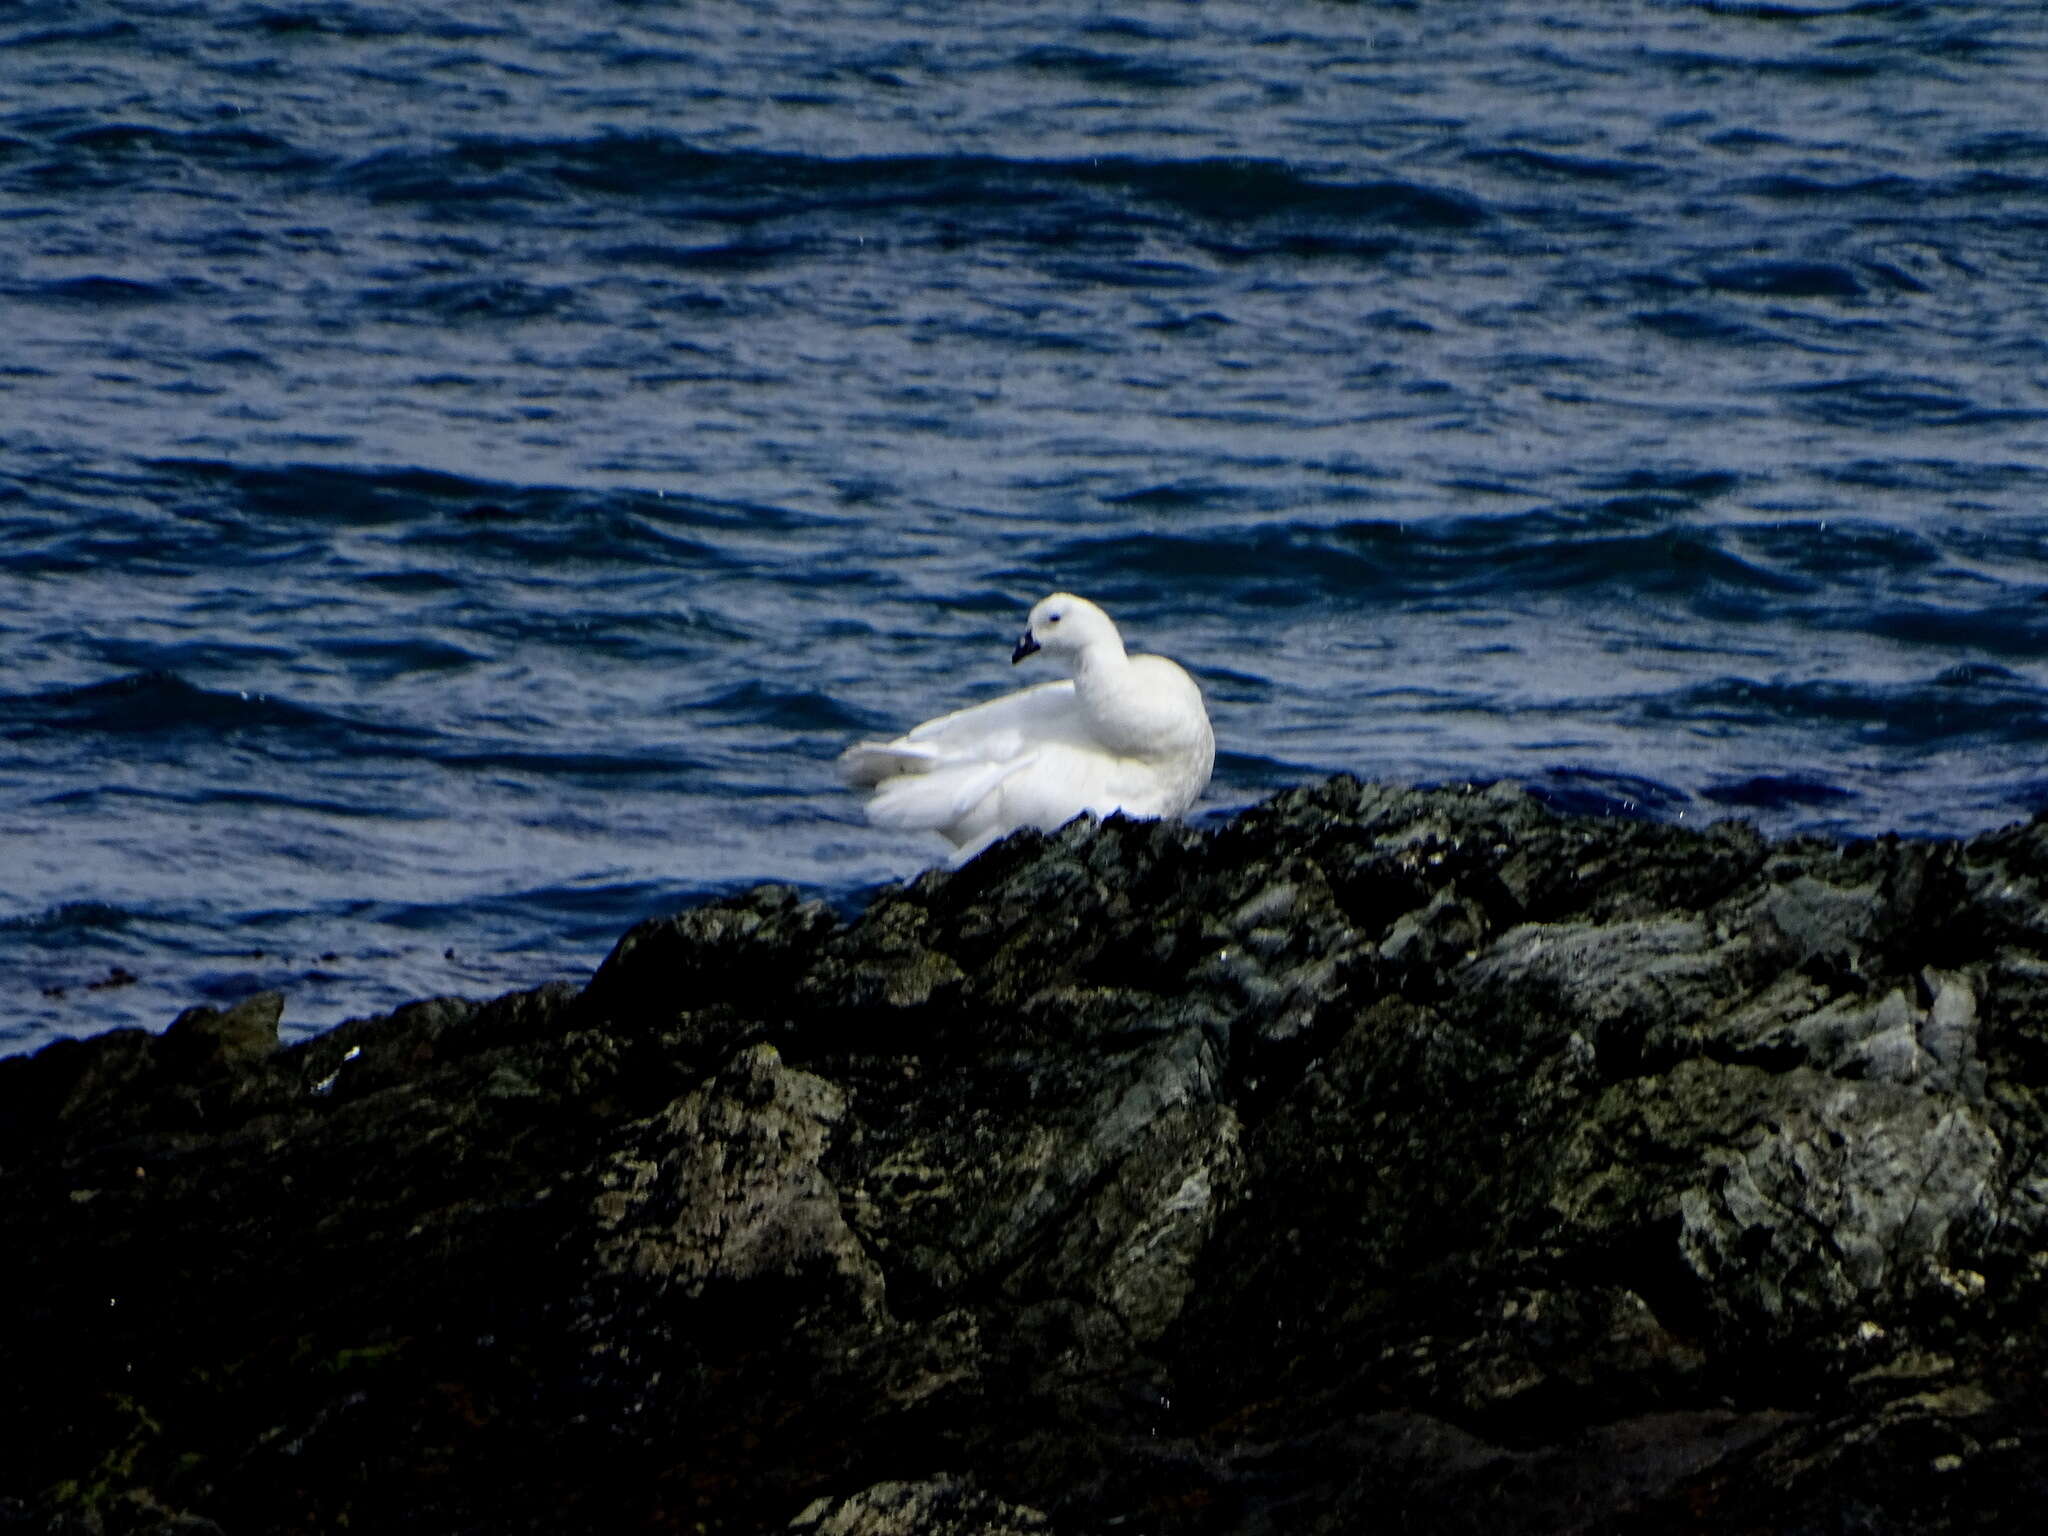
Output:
[6, 778, 2048, 1532]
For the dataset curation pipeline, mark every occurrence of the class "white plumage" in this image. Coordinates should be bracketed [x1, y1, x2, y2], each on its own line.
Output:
[839, 593, 1214, 863]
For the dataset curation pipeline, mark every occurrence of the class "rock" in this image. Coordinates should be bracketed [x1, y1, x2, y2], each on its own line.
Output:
[6, 778, 2048, 1533]
[787, 1477, 1052, 1535]
[161, 991, 283, 1071]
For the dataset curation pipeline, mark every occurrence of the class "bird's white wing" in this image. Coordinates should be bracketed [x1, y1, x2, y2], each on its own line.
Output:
[980, 741, 1133, 826]
[840, 680, 1116, 850]
[837, 680, 1084, 788]
[862, 754, 1029, 834]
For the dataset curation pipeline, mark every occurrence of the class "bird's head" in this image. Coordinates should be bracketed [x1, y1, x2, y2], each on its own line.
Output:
[1013, 592, 1118, 668]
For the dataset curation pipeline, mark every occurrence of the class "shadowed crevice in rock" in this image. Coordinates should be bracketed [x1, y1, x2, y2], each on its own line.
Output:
[6, 777, 2048, 1533]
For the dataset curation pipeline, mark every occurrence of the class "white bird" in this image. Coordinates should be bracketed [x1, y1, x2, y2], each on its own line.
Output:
[839, 593, 1214, 863]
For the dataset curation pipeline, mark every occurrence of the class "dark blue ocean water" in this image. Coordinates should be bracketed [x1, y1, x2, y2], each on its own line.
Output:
[6, 0, 2048, 1055]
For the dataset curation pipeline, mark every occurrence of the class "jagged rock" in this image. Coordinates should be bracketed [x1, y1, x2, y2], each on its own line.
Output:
[6, 778, 2048, 1533]
[787, 1477, 1052, 1535]
[160, 991, 282, 1072]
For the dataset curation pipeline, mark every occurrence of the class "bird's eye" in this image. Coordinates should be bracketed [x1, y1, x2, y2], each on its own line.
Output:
[1045, 612, 1062, 625]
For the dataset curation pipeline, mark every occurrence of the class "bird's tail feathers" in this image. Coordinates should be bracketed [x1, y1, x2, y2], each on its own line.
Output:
[837, 740, 939, 788]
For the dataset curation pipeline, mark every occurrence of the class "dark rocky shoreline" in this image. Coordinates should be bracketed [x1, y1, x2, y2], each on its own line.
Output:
[6, 777, 2048, 1533]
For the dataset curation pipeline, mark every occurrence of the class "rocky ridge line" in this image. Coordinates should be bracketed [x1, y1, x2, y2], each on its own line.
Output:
[4, 777, 2048, 1532]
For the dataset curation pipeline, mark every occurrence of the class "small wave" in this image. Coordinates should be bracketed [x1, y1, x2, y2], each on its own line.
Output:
[485, 879, 740, 941]
[354, 877, 748, 951]
[317, 636, 489, 678]
[357, 277, 586, 324]
[1650, 671, 2048, 746]
[0, 901, 133, 936]
[460, 604, 741, 659]
[1956, 170, 2048, 203]
[356, 568, 464, 595]
[1468, 147, 1665, 185]
[10, 121, 324, 192]
[1956, 131, 2048, 165]
[25, 274, 189, 307]
[54, 121, 318, 168]
[1049, 517, 1815, 611]
[348, 162, 563, 211]
[598, 239, 812, 272]
[0, 672, 415, 745]
[1089, 158, 1485, 229]
[1821, 458, 2048, 494]
[1043, 256, 1213, 290]
[334, 135, 1486, 238]
[81, 637, 299, 676]
[151, 459, 826, 552]
[431, 746, 715, 782]
[1202, 231, 1397, 262]
[1782, 376, 2040, 430]
[1868, 603, 2048, 659]
[1731, 172, 1921, 202]
[398, 510, 733, 569]
[1016, 43, 1212, 90]
[1100, 481, 1274, 513]
[223, 3, 501, 44]
[1701, 775, 1856, 811]
[35, 783, 422, 822]
[1046, 526, 1386, 599]
[1632, 307, 1796, 348]
[1703, 260, 1865, 299]
[1662, 50, 1891, 86]
[1734, 520, 1943, 577]
[203, 786, 433, 820]
[1582, 468, 1742, 500]
[233, 5, 411, 40]
[156, 457, 506, 525]
[689, 681, 872, 733]
[2, 18, 138, 48]
[1527, 767, 1691, 821]
[1213, 750, 1322, 797]
[1937, 662, 2028, 687]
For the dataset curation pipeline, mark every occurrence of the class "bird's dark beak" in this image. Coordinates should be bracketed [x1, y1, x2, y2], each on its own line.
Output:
[1011, 632, 1040, 665]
